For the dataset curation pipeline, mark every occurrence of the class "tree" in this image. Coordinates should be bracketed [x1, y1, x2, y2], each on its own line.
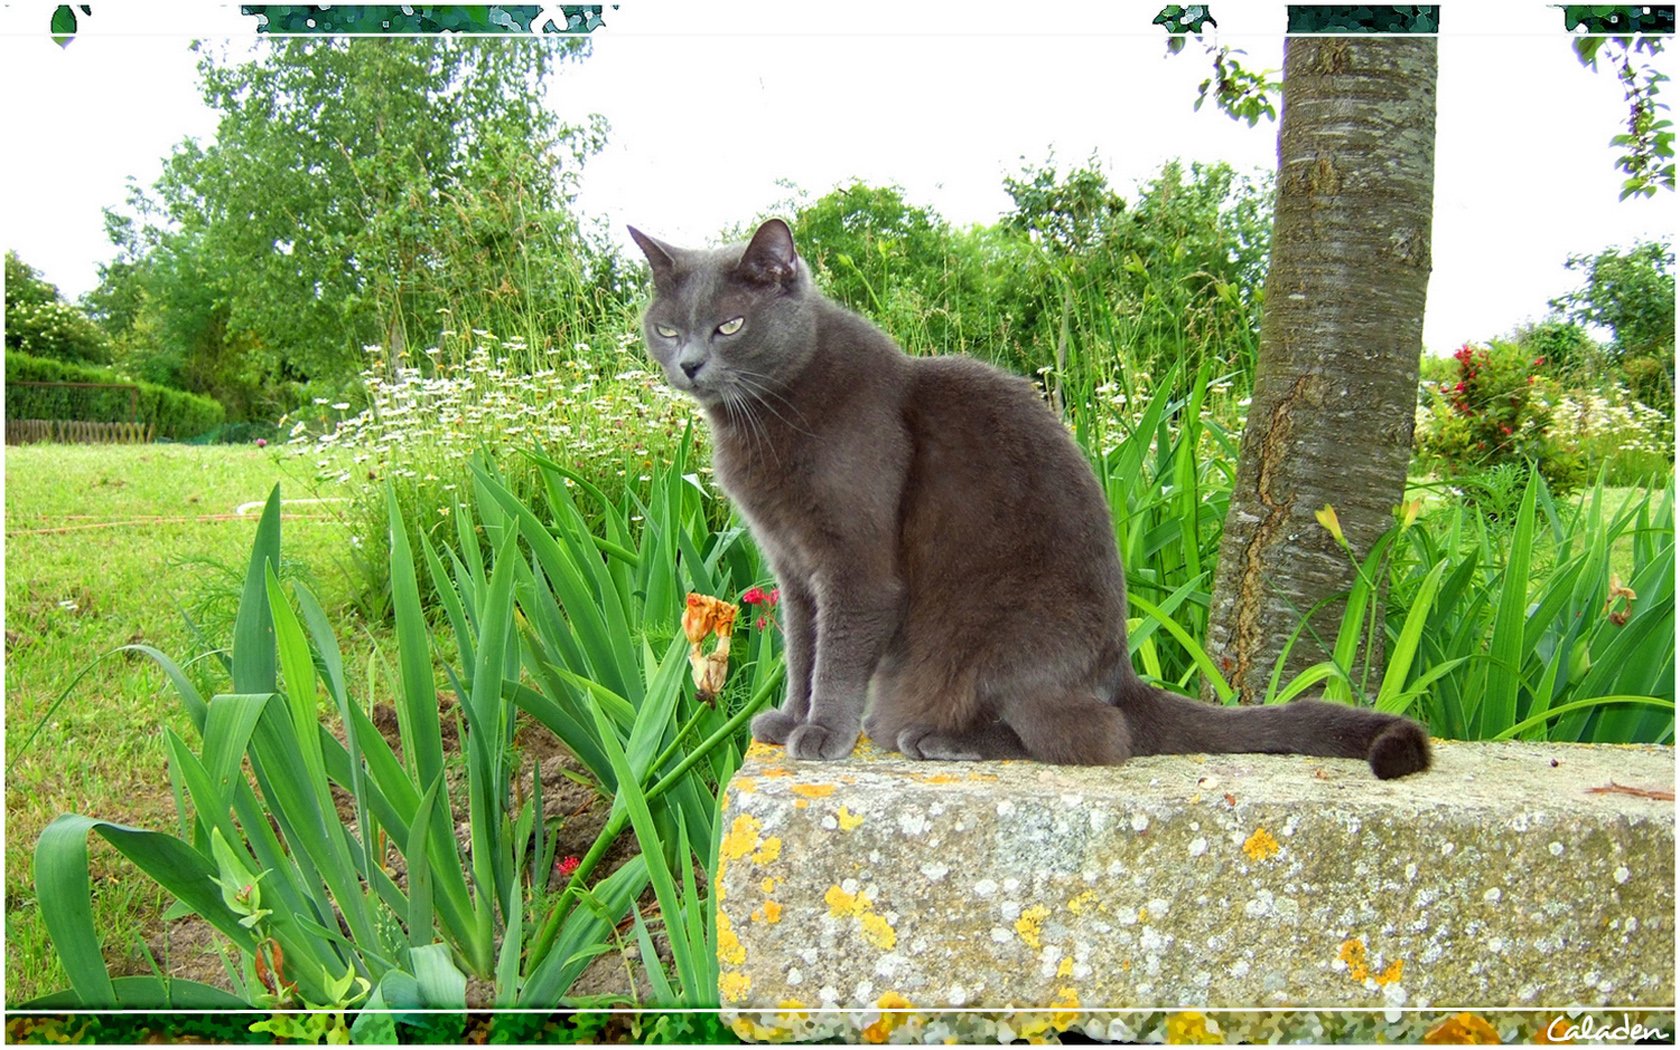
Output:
[4, 251, 113, 366]
[1550, 240, 1675, 411]
[1203, 36, 1438, 703]
[92, 37, 609, 418]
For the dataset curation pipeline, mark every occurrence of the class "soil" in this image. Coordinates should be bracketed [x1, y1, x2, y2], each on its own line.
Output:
[125, 699, 668, 1007]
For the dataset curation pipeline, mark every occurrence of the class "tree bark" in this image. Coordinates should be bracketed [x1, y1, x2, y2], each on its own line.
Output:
[1204, 36, 1437, 703]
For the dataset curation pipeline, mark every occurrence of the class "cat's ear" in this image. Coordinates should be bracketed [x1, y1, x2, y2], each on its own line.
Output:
[628, 225, 678, 290]
[736, 218, 800, 289]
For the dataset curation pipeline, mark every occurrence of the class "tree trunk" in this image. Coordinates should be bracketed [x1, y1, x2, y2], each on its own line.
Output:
[1204, 36, 1437, 704]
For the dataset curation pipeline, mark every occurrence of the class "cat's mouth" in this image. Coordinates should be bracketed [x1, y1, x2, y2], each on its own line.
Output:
[665, 368, 726, 407]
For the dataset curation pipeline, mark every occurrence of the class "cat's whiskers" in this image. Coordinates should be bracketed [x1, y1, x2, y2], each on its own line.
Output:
[721, 384, 780, 468]
[729, 370, 814, 438]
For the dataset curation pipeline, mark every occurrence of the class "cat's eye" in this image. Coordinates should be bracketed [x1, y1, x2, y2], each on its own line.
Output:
[654, 324, 679, 339]
[717, 317, 745, 336]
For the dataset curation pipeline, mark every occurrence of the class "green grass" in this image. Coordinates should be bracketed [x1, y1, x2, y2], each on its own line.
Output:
[4, 443, 361, 1004]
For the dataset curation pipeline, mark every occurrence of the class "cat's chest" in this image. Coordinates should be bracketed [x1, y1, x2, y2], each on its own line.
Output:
[712, 440, 828, 572]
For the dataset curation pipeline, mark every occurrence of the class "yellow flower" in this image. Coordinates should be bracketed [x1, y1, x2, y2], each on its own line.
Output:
[1315, 504, 1347, 547]
[1397, 498, 1423, 532]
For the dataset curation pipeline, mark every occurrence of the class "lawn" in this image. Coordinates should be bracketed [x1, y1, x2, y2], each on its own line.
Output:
[4, 443, 361, 1003]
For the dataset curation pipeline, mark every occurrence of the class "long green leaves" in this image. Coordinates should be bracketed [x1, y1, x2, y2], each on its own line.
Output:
[36, 452, 789, 1011]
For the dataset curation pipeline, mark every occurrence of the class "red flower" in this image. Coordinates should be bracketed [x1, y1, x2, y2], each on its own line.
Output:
[756, 616, 767, 630]
[743, 586, 780, 608]
[556, 855, 580, 878]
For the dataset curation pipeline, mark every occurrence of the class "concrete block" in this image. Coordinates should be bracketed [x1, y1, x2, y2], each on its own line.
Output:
[714, 738, 1673, 1040]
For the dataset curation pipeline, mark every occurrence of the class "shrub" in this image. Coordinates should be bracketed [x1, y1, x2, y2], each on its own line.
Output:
[1554, 383, 1675, 485]
[284, 331, 704, 616]
[1415, 340, 1586, 497]
[4, 252, 112, 366]
[4, 351, 225, 439]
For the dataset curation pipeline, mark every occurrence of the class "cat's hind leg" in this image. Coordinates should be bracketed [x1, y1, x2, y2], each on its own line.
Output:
[1002, 691, 1133, 765]
[896, 720, 1028, 761]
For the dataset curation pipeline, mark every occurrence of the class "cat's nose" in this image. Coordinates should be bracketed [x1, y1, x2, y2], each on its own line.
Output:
[680, 360, 703, 380]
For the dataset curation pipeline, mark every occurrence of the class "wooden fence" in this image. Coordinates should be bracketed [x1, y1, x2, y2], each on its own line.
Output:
[6, 419, 156, 445]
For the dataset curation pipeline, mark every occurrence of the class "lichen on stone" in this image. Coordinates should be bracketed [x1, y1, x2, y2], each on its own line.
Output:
[1243, 826, 1281, 861]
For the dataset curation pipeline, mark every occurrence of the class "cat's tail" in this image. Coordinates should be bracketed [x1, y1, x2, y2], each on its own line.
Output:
[1116, 680, 1431, 779]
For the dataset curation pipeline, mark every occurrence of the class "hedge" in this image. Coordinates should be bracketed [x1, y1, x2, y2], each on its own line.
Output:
[4, 351, 226, 440]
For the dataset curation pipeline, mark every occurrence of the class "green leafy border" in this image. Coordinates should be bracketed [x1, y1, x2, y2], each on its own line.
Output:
[1562, 5, 1676, 35]
[240, 5, 607, 34]
[1285, 5, 1442, 34]
[46, 4, 610, 43]
[5, 1009, 737, 1044]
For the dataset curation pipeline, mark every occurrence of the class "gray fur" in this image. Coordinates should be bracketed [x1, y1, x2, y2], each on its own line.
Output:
[629, 219, 1430, 779]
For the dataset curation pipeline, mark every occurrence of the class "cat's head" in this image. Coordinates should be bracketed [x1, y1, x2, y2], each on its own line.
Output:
[627, 218, 817, 408]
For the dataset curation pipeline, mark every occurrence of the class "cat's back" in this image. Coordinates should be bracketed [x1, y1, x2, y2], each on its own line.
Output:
[904, 354, 1087, 478]
[902, 353, 1115, 548]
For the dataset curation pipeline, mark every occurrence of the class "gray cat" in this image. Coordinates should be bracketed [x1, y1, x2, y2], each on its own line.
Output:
[629, 218, 1429, 779]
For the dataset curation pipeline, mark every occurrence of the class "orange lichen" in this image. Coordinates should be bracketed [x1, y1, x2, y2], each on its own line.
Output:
[716, 910, 745, 966]
[752, 837, 782, 865]
[1423, 1012, 1501, 1044]
[861, 992, 913, 1043]
[719, 971, 752, 1003]
[792, 783, 836, 798]
[1242, 826, 1280, 861]
[1051, 986, 1081, 1028]
[720, 814, 764, 862]
[860, 912, 897, 949]
[1166, 1011, 1223, 1044]
[1015, 904, 1051, 948]
[825, 884, 872, 918]
[1338, 938, 1405, 986]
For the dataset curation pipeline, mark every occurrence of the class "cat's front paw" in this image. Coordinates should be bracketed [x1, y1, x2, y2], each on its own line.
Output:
[786, 722, 860, 761]
[751, 709, 802, 745]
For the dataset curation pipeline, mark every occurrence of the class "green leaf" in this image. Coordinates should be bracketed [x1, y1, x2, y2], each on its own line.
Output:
[1484, 473, 1539, 734]
[1491, 695, 1675, 741]
[36, 815, 259, 1007]
[50, 4, 77, 47]
[232, 486, 282, 695]
[1374, 560, 1451, 712]
[20, 975, 250, 1010]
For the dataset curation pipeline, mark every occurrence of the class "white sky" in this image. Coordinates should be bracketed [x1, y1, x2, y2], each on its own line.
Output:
[0, 0, 1673, 356]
